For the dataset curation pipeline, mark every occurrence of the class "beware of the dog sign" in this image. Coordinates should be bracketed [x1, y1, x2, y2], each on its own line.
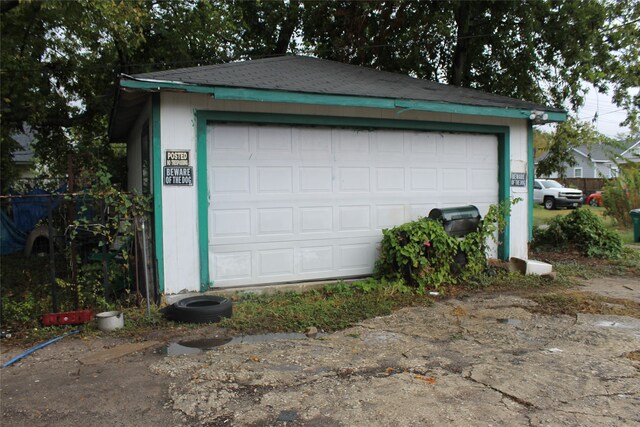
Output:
[164, 150, 193, 186]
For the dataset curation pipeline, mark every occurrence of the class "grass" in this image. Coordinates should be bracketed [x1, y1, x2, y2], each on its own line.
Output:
[533, 205, 638, 245]
[529, 290, 640, 319]
[2, 244, 639, 346]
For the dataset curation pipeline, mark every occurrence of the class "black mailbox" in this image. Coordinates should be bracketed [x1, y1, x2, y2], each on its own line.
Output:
[428, 205, 481, 237]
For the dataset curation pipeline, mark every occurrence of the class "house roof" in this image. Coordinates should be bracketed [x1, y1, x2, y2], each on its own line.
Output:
[572, 143, 625, 162]
[111, 55, 566, 140]
[535, 140, 634, 165]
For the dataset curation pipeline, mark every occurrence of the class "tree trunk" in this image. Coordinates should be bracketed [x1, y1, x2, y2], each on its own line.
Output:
[273, 1, 300, 55]
[450, 1, 471, 87]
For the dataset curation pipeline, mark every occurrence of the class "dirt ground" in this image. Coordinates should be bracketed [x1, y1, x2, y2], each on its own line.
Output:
[1, 279, 639, 427]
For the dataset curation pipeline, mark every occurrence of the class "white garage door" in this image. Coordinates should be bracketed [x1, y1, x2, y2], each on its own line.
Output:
[207, 124, 498, 287]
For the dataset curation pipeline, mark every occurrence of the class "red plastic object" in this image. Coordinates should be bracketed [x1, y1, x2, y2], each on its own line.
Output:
[41, 310, 94, 326]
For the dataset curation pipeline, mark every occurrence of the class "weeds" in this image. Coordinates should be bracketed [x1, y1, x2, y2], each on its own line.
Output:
[529, 291, 640, 318]
[219, 280, 433, 334]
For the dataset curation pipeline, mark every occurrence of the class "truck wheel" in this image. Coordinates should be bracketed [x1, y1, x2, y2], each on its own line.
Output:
[544, 197, 555, 210]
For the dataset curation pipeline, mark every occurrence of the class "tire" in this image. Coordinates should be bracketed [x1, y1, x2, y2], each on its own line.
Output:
[165, 296, 232, 324]
[589, 198, 598, 207]
[544, 197, 555, 210]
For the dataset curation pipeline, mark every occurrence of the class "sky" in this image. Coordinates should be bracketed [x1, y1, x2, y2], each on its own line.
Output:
[576, 86, 631, 138]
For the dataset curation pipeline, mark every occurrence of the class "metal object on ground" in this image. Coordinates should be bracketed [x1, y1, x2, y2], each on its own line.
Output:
[428, 205, 482, 237]
[96, 311, 124, 331]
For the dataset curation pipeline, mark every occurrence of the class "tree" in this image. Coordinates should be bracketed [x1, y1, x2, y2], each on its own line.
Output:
[2, 0, 639, 190]
[301, 0, 638, 116]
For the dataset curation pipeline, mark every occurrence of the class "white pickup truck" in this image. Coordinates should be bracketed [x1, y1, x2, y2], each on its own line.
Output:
[533, 179, 583, 210]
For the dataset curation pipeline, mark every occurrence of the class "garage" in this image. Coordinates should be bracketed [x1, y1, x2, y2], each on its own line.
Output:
[207, 124, 498, 287]
[110, 55, 566, 294]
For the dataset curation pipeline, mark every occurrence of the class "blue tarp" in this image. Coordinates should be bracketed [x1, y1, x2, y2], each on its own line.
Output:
[11, 188, 63, 234]
[0, 210, 26, 255]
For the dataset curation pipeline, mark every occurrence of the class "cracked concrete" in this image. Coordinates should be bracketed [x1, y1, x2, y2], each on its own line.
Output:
[2, 293, 639, 426]
[148, 294, 639, 426]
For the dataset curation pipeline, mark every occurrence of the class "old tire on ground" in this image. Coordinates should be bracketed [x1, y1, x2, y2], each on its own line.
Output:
[544, 197, 555, 210]
[165, 296, 232, 323]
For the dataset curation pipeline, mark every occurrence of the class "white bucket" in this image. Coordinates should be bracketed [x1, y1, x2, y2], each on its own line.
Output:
[96, 311, 124, 331]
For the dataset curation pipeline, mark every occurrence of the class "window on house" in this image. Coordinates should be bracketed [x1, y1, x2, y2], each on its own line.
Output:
[610, 166, 619, 178]
[573, 167, 583, 178]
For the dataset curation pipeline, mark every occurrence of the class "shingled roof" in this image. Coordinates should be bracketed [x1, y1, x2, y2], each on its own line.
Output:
[130, 55, 561, 113]
[111, 55, 566, 140]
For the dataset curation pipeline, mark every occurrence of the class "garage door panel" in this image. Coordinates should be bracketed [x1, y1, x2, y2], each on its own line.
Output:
[371, 130, 404, 155]
[441, 134, 468, 156]
[338, 243, 377, 270]
[257, 208, 294, 235]
[299, 167, 333, 192]
[211, 251, 252, 281]
[208, 125, 250, 152]
[300, 207, 333, 233]
[471, 169, 498, 190]
[442, 169, 468, 190]
[338, 167, 370, 192]
[256, 127, 293, 153]
[208, 124, 498, 287]
[375, 168, 405, 191]
[334, 129, 370, 159]
[407, 131, 437, 155]
[258, 249, 295, 277]
[409, 168, 438, 191]
[210, 166, 251, 194]
[376, 205, 406, 229]
[210, 209, 251, 238]
[257, 166, 293, 193]
[300, 246, 333, 273]
[338, 206, 371, 231]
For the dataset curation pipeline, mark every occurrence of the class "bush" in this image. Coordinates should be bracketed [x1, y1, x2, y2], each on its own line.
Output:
[532, 208, 623, 258]
[603, 166, 640, 228]
[375, 200, 516, 290]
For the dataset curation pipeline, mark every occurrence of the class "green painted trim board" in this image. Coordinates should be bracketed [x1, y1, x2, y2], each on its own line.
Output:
[151, 93, 165, 293]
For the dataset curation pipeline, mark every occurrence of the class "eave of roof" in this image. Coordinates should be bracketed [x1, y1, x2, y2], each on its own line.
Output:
[110, 56, 567, 140]
[119, 77, 567, 122]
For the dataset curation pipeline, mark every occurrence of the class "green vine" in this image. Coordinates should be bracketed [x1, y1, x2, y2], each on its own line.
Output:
[374, 199, 519, 291]
[67, 167, 151, 307]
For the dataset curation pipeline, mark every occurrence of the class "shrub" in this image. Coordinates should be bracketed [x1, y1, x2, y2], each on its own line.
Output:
[532, 208, 623, 258]
[374, 218, 458, 290]
[375, 199, 517, 291]
[603, 166, 640, 228]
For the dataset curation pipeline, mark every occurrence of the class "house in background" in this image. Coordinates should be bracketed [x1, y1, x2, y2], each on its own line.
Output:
[11, 125, 36, 180]
[619, 140, 640, 165]
[109, 55, 566, 294]
[535, 142, 634, 179]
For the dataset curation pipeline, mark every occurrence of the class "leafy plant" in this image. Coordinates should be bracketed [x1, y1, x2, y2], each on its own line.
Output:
[532, 208, 623, 258]
[375, 199, 518, 291]
[603, 165, 640, 228]
[67, 167, 151, 307]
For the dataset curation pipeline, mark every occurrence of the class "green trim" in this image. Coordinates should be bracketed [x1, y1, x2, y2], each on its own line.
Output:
[196, 112, 513, 286]
[151, 94, 165, 293]
[497, 132, 510, 260]
[196, 112, 210, 291]
[121, 79, 216, 94]
[120, 78, 567, 123]
[527, 121, 535, 241]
